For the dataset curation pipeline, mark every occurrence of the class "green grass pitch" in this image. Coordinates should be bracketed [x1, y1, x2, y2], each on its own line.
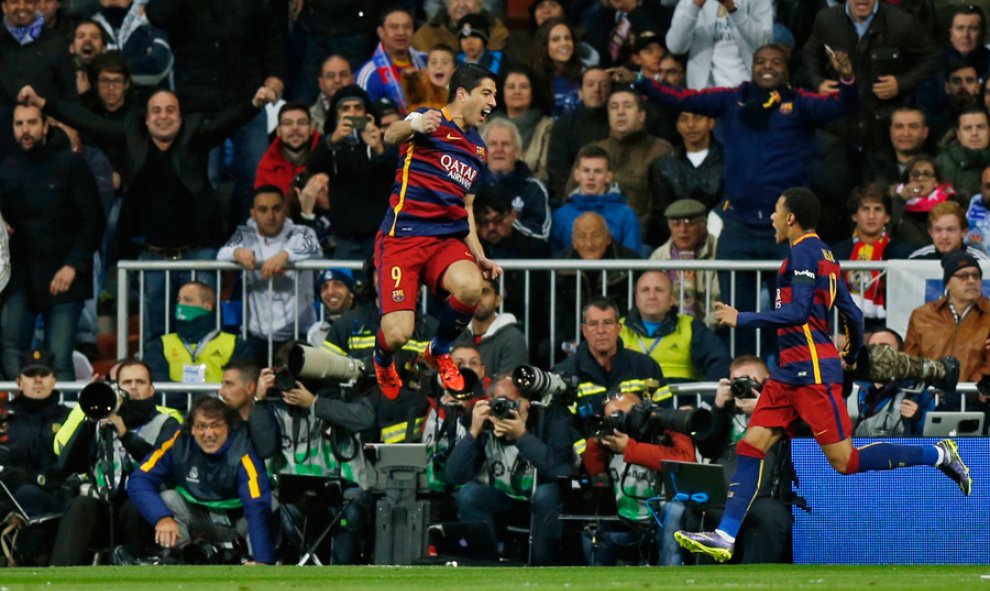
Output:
[2, 565, 989, 591]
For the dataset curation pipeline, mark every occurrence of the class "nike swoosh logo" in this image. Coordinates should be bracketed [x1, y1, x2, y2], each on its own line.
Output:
[814, 429, 828, 436]
[446, 134, 461, 141]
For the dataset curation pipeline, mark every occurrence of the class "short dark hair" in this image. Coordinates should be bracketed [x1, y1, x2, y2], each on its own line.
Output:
[473, 183, 514, 217]
[781, 187, 820, 230]
[581, 296, 619, 324]
[277, 101, 311, 123]
[188, 395, 241, 432]
[378, 5, 413, 26]
[870, 328, 904, 350]
[253, 184, 285, 202]
[429, 43, 456, 58]
[890, 105, 926, 127]
[581, 65, 608, 84]
[946, 57, 980, 81]
[223, 359, 260, 384]
[951, 4, 986, 34]
[91, 50, 129, 79]
[607, 87, 645, 112]
[448, 63, 497, 103]
[481, 276, 500, 295]
[575, 145, 612, 169]
[74, 19, 107, 45]
[847, 183, 892, 216]
[901, 154, 939, 184]
[957, 105, 990, 128]
[116, 358, 152, 385]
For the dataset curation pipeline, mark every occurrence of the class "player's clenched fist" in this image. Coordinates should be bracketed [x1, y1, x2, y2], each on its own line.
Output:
[410, 110, 442, 134]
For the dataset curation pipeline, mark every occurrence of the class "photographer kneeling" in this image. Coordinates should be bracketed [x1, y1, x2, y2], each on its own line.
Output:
[446, 374, 578, 565]
[581, 391, 696, 566]
[694, 355, 793, 564]
[249, 342, 377, 564]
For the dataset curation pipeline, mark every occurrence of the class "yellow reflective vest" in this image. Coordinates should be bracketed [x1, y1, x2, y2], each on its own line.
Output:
[161, 332, 237, 383]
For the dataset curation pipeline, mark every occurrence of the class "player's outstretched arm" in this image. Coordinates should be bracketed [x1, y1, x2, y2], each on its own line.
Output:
[736, 281, 815, 329]
[384, 110, 442, 145]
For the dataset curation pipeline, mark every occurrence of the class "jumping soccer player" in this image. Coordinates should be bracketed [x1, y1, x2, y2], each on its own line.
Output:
[675, 188, 973, 563]
[373, 64, 502, 399]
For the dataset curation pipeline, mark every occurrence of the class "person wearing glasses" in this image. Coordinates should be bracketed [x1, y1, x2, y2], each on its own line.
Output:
[905, 250, 990, 382]
[649, 199, 720, 324]
[552, 296, 670, 422]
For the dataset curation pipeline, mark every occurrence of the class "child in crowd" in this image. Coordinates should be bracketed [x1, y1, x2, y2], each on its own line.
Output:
[631, 30, 665, 82]
[403, 45, 457, 111]
[455, 13, 502, 74]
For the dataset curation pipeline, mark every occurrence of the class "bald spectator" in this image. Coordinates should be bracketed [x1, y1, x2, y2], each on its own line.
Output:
[649, 199, 720, 323]
[546, 66, 611, 205]
[413, 0, 510, 54]
[905, 250, 990, 382]
[310, 55, 355, 134]
[356, 7, 427, 114]
[619, 270, 729, 382]
[593, 88, 673, 245]
[556, 212, 640, 351]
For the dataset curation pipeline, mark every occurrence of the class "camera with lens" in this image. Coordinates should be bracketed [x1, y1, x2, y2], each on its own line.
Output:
[730, 376, 761, 399]
[266, 344, 375, 400]
[79, 381, 125, 421]
[587, 411, 625, 438]
[512, 365, 576, 405]
[588, 402, 712, 441]
[490, 396, 520, 421]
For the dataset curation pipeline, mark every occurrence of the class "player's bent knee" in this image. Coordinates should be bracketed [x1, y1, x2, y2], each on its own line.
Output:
[827, 455, 852, 475]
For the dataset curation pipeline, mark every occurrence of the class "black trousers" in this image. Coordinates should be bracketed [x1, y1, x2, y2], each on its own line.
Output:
[49, 495, 154, 566]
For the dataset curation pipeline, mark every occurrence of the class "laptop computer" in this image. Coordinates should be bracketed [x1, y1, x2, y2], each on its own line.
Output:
[922, 412, 985, 437]
[660, 461, 728, 509]
[427, 521, 501, 562]
[0, 479, 62, 526]
[276, 474, 342, 507]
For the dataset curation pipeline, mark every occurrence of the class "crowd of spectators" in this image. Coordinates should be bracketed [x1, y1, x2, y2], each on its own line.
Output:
[1, 0, 988, 570]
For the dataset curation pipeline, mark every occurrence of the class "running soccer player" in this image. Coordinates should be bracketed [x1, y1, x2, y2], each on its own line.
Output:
[674, 188, 973, 563]
[373, 64, 502, 399]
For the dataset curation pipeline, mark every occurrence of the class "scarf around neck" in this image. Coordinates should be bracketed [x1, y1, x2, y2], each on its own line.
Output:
[4, 14, 44, 46]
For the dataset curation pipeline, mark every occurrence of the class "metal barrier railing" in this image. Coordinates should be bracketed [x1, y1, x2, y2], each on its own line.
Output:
[0, 380, 974, 414]
[116, 259, 889, 365]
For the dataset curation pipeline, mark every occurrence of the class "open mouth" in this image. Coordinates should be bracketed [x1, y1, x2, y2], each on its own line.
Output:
[480, 108, 492, 121]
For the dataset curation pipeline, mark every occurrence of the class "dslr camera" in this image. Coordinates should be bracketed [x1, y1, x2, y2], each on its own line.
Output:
[267, 345, 373, 399]
[490, 396, 520, 421]
[730, 376, 761, 399]
[587, 402, 712, 441]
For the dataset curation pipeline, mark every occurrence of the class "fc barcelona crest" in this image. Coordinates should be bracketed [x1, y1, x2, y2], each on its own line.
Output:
[392, 289, 405, 303]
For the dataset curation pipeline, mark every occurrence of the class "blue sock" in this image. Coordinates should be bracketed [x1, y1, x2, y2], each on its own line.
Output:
[855, 442, 938, 472]
[431, 295, 476, 355]
[718, 455, 763, 539]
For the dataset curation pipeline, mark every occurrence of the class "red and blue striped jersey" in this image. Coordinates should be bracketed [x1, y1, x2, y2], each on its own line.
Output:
[379, 107, 487, 237]
[737, 233, 864, 386]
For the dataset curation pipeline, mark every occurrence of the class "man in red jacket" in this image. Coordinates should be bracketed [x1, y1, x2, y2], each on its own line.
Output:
[254, 101, 321, 214]
[581, 390, 696, 566]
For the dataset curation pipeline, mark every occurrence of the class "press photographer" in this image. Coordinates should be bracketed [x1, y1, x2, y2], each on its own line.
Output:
[581, 390, 698, 566]
[0, 351, 71, 566]
[552, 297, 670, 422]
[693, 355, 793, 564]
[423, 346, 487, 495]
[249, 343, 376, 564]
[51, 359, 183, 565]
[446, 373, 579, 565]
